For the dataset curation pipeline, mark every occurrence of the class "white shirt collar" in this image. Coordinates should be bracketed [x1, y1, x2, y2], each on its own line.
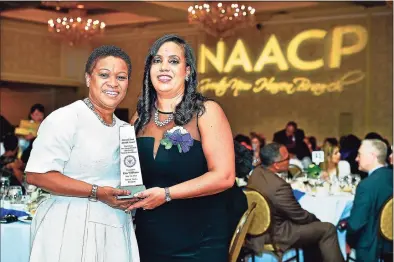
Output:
[368, 165, 384, 176]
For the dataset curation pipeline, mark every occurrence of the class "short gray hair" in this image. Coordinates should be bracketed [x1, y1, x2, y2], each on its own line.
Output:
[362, 139, 388, 164]
[260, 143, 283, 168]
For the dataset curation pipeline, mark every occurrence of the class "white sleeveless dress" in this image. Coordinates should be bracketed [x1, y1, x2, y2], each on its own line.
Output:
[25, 100, 140, 262]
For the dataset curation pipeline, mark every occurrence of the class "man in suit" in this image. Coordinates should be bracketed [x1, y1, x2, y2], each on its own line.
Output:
[273, 121, 310, 160]
[273, 121, 299, 150]
[247, 143, 344, 262]
[346, 139, 393, 262]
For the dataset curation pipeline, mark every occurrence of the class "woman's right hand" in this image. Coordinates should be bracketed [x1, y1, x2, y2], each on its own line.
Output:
[97, 186, 139, 210]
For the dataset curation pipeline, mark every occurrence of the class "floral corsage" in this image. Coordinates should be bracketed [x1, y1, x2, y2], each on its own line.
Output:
[160, 126, 194, 153]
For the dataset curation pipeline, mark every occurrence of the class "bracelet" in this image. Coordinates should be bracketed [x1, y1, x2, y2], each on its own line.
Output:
[164, 187, 172, 202]
[88, 184, 98, 202]
[22, 172, 28, 187]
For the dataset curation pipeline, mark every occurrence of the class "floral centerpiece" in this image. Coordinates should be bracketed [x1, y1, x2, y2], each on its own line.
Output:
[160, 126, 194, 153]
[306, 163, 321, 179]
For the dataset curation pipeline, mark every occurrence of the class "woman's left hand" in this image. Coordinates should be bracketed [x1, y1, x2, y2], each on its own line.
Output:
[126, 187, 166, 212]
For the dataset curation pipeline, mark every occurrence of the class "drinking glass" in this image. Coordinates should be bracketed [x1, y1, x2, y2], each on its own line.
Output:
[0, 177, 10, 199]
[8, 186, 23, 204]
[353, 175, 361, 186]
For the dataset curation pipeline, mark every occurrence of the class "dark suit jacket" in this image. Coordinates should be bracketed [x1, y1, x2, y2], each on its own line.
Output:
[273, 129, 309, 159]
[273, 129, 304, 145]
[273, 129, 295, 148]
[246, 166, 318, 252]
[347, 166, 393, 262]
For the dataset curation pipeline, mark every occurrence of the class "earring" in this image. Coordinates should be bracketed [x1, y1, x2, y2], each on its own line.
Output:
[185, 75, 189, 81]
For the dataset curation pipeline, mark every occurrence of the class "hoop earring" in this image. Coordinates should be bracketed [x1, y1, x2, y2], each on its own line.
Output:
[185, 75, 189, 81]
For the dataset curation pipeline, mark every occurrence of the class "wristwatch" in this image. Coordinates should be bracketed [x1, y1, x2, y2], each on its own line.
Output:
[164, 187, 172, 202]
[88, 184, 98, 202]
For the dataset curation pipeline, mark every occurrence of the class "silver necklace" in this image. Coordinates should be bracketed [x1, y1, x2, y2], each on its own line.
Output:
[83, 98, 116, 127]
[154, 109, 174, 127]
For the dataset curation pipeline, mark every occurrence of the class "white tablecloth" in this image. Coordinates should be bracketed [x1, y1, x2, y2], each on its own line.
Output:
[249, 193, 354, 262]
[1, 222, 31, 262]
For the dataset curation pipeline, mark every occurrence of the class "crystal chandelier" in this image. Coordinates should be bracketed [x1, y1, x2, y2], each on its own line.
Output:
[47, 9, 105, 46]
[188, 2, 255, 38]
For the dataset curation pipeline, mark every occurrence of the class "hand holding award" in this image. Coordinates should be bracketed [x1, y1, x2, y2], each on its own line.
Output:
[117, 125, 146, 199]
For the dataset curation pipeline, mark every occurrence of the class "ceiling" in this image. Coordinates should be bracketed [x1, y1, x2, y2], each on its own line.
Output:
[0, 1, 389, 27]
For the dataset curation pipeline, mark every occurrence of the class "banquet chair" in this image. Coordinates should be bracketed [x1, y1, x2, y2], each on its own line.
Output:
[243, 189, 300, 262]
[229, 202, 257, 262]
[288, 164, 303, 179]
[378, 196, 393, 261]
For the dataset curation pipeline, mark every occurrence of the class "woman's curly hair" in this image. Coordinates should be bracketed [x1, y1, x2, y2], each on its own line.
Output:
[134, 34, 208, 134]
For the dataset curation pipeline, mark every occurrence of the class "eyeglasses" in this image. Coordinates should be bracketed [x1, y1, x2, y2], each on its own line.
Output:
[274, 156, 290, 163]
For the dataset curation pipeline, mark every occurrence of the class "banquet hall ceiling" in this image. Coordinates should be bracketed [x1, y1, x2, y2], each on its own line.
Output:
[0, 1, 366, 27]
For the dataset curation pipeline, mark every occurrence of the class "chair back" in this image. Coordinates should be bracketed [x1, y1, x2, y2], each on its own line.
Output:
[244, 189, 271, 236]
[379, 196, 393, 241]
[229, 202, 257, 262]
[288, 164, 303, 179]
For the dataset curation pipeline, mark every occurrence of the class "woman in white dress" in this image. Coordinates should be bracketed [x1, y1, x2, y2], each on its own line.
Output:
[24, 45, 140, 262]
[320, 138, 351, 182]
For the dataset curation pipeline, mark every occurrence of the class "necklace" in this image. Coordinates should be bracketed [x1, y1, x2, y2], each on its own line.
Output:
[154, 110, 174, 127]
[153, 103, 173, 114]
[153, 103, 174, 127]
[83, 98, 116, 127]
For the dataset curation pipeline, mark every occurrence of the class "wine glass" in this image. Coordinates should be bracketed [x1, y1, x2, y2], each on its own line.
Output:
[8, 186, 23, 204]
[338, 177, 347, 192]
[353, 175, 361, 186]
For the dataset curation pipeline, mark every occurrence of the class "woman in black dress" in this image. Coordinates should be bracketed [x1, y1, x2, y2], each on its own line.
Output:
[128, 34, 235, 262]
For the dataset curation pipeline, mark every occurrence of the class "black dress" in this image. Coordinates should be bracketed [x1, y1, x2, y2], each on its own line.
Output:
[135, 117, 229, 262]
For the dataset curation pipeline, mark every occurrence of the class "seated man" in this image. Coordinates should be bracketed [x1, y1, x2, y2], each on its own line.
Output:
[247, 143, 344, 262]
[347, 139, 393, 262]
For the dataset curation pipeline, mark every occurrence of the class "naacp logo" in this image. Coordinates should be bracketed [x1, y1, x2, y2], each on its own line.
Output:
[124, 155, 136, 168]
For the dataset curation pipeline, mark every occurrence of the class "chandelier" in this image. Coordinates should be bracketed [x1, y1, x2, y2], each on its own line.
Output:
[188, 2, 256, 38]
[47, 9, 105, 46]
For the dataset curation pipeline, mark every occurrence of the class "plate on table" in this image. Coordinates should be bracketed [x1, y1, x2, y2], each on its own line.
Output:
[18, 215, 33, 224]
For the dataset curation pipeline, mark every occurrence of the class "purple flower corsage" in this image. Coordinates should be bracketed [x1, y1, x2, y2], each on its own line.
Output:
[160, 126, 194, 153]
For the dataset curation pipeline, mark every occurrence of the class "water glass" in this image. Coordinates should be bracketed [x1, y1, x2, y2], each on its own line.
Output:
[8, 186, 23, 204]
[0, 177, 10, 198]
[353, 175, 361, 186]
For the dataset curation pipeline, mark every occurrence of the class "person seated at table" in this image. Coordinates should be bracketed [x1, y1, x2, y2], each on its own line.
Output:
[234, 133, 252, 151]
[247, 143, 344, 262]
[365, 132, 392, 167]
[320, 138, 351, 182]
[288, 147, 304, 170]
[346, 139, 393, 262]
[0, 134, 23, 188]
[250, 132, 265, 167]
